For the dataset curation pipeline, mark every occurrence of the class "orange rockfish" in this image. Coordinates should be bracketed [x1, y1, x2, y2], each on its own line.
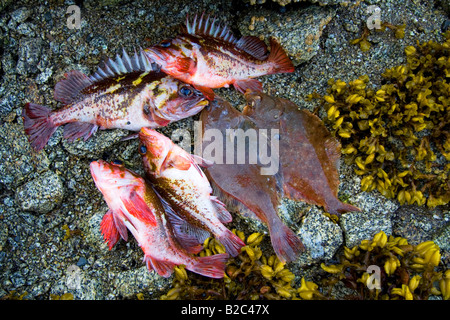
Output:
[23, 48, 208, 151]
[90, 160, 228, 278]
[144, 14, 295, 100]
[138, 127, 245, 257]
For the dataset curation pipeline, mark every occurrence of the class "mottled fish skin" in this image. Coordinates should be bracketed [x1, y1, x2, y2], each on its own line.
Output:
[242, 91, 361, 216]
[50, 72, 202, 129]
[144, 13, 294, 100]
[138, 127, 245, 257]
[89, 160, 228, 279]
[22, 48, 209, 151]
[200, 97, 304, 263]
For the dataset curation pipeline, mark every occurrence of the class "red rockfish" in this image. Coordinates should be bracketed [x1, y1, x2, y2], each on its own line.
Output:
[144, 14, 295, 100]
[23, 48, 208, 151]
[138, 127, 245, 257]
[90, 159, 228, 278]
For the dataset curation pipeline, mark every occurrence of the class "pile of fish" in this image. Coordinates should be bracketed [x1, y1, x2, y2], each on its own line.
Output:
[22, 14, 359, 278]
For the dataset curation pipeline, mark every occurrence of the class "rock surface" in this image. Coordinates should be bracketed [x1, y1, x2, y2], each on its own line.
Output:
[0, 0, 448, 300]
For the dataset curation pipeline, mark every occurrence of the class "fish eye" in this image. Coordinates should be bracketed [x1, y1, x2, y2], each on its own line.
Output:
[139, 145, 147, 154]
[179, 86, 193, 97]
[160, 40, 171, 48]
[112, 159, 123, 166]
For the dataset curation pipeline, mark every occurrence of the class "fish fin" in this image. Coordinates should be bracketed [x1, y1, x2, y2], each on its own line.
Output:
[233, 79, 263, 94]
[120, 132, 139, 141]
[90, 48, 155, 82]
[193, 84, 215, 101]
[190, 253, 229, 279]
[164, 209, 208, 254]
[269, 220, 305, 263]
[112, 211, 128, 242]
[267, 37, 295, 74]
[54, 70, 93, 104]
[325, 198, 361, 216]
[174, 57, 196, 74]
[63, 122, 99, 142]
[163, 152, 192, 171]
[154, 185, 209, 253]
[144, 256, 175, 278]
[185, 13, 238, 45]
[210, 196, 233, 223]
[216, 229, 245, 257]
[22, 103, 58, 151]
[100, 210, 120, 250]
[122, 190, 157, 227]
[191, 154, 214, 168]
[236, 35, 269, 60]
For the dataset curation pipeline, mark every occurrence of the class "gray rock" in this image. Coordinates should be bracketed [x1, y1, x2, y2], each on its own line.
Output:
[112, 266, 172, 299]
[16, 22, 35, 37]
[339, 211, 392, 248]
[16, 38, 43, 76]
[62, 129, 129, 158]
[0, 122, 50, 189]
[0, 220, 8, 251]
[10, 7, 31, 24]
[392, 205, 450, 245]
[83, 211, 109, 252]
[238, 5, 336, 66]
[15, 170, 64, 214]
[50, 269, 105, 300]
[296, 207, 343, 265]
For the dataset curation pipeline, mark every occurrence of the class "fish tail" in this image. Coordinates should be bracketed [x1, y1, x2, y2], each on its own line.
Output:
[267, 37, 295, 74]
[216, 228, 245, 257]
[269, 219, 305, 263]
[22, 103, 58, 151]
[327, 199, 361, 216]
[189, 253, 229, 279]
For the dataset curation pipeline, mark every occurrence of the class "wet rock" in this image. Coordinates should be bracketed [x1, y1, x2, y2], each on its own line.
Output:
[297, 207, 343, 265]
[16, 38, 43, 76]
[16, 22, 36, 37]
[392, 205, 450, 245]
[339, 211, 392, 248]
[112, 266, 172, 298]
[62, 129, 129, 158]
[50, 270, 105, 300]
[0, 220, 8, 251]
[433, 221, 450, 264]
[239, 5, 336, 66]
[0, 122, 50, 189]
[83, 211, 109, 252]
[15, 170, 64, 214]
[10, 7, 31, 24]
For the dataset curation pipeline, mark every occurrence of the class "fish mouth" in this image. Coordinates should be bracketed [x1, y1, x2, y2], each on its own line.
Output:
[196, 99, 210, 107]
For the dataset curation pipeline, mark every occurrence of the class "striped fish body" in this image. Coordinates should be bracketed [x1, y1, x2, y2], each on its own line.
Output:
[138, 128, 245, 257]
[90, 160, 228, 279]
[144, 14, 295, 100]
[23, 49, 208, 151]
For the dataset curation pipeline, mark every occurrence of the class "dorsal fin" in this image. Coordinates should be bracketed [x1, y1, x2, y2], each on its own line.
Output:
[54, 70, 93, 104]
[236, 36, 269, 60]
[89, 47, 157, 83]
[184, 13, 238, 45]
